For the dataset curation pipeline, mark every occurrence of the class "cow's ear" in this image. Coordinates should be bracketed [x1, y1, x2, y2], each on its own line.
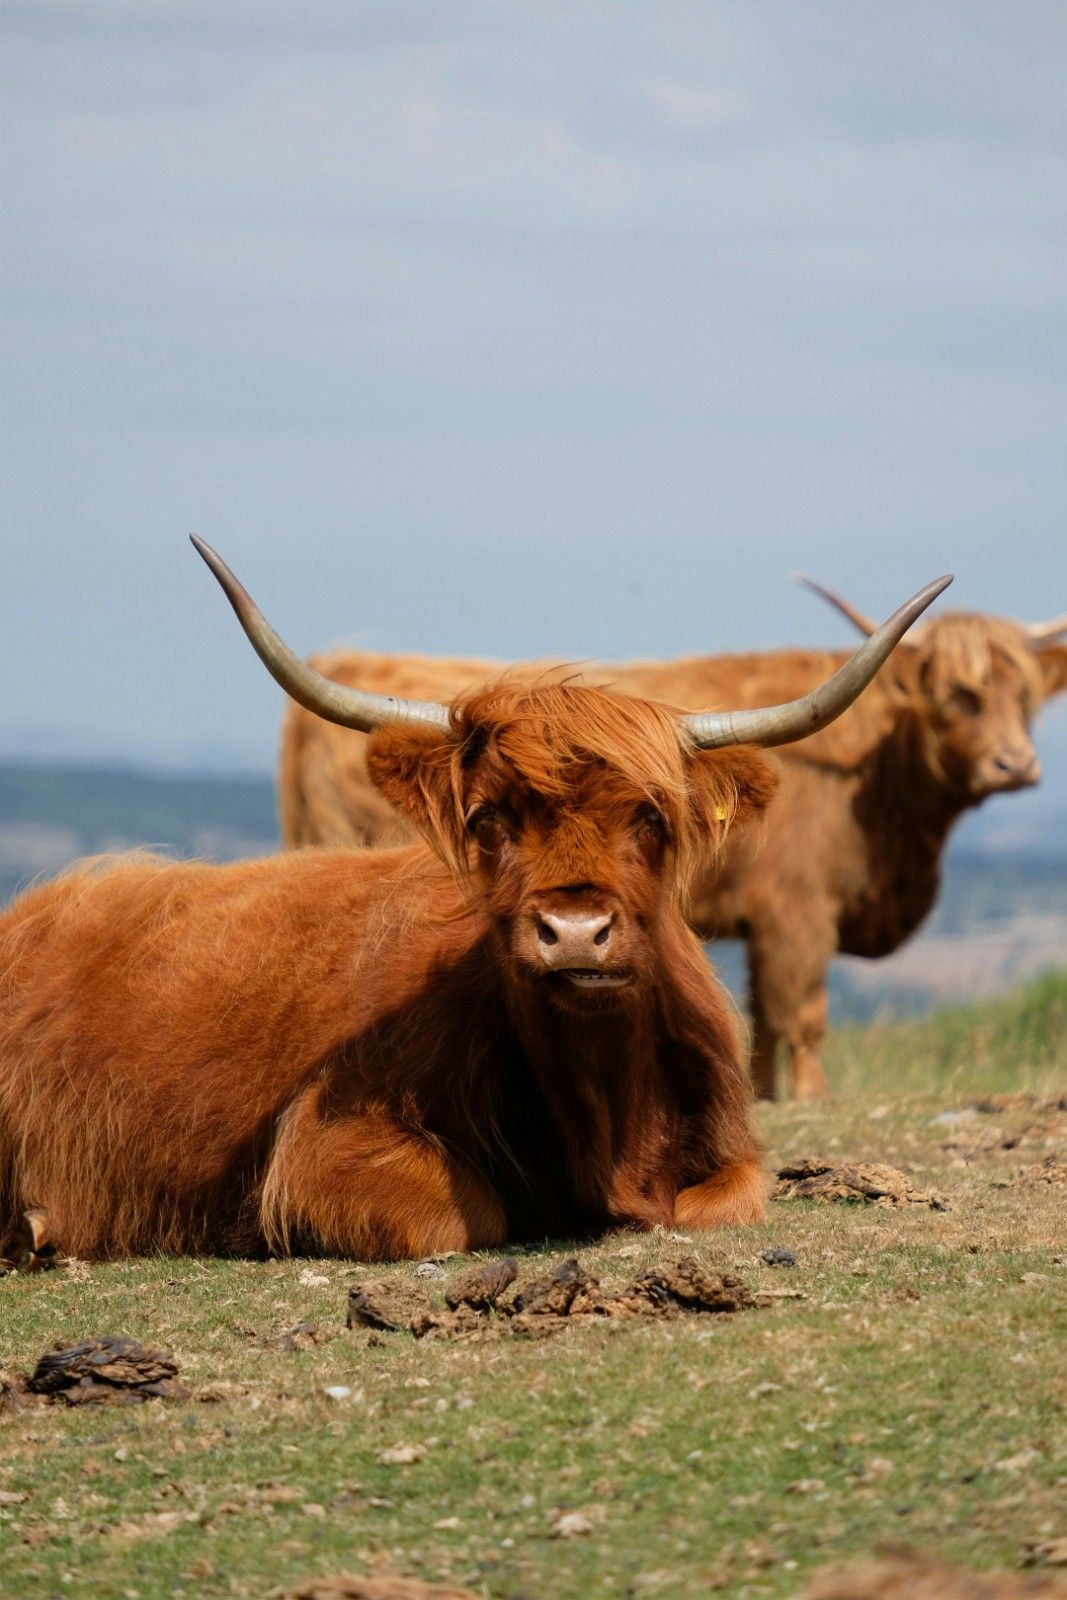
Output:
[365, 724, 460, 857]
[1035, 644, 1067, 700]
[685, 746, 780, 838]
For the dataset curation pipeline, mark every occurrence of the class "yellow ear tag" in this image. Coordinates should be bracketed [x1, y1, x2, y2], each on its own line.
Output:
[713, 803, 729, 822]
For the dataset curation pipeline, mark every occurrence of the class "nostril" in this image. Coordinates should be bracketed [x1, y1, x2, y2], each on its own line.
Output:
[536, 917, 559, 947]
[593, 920, 612, 946]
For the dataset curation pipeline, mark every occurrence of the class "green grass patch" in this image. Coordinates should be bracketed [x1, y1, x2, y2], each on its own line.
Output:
[2, 972, 1066, 1599]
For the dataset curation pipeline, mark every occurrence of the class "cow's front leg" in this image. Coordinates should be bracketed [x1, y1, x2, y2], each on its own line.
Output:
[786, 981, 830, 1100]
[747, 906, 836, 1100]
[261, 1094, 507, 1260]
[675, 1159, 767, 1228]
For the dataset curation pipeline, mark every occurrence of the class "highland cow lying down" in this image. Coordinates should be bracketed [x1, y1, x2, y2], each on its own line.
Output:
[0, 545, 948, 1262]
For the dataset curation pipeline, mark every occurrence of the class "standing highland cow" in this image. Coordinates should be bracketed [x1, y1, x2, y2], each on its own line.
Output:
[0, 544, 947, 1261]
[276, 588, 1066, 1099]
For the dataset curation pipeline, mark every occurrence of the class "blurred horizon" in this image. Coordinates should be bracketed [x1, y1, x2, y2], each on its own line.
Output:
[2, 0, 1065, 831]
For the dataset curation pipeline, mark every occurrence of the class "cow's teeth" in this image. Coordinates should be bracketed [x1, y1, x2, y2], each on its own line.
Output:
[563, 970, 631, 989]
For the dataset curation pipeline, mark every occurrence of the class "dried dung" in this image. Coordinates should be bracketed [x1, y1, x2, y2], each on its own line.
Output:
[625, 1258, 753, 1314]
[277, 1578, 480, 1600]
[410, 1304, 498, 1342]
[509, 1256, 601, 1317]
[774, 1160, 948, 1211]
[975, 1093, 1067, 1115]
[443, 1257, 517, 1310]
[803, 1546, 1067, 1599]
[354, 1254, 760, 1343]
[1024, 1541, 1067, 1569]
[347, 1280, 431, 1333]
[0, 1370, 46, 1414]
[1015, 1156, 1067, 1187]
[24, 1337, 188, 1406]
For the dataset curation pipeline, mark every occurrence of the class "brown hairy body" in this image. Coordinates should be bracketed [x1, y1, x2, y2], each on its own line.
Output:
[279, 621, 1067, 1098]
[0, 681, 772, 1262]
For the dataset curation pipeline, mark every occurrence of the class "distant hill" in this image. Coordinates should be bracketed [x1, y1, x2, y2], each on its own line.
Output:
[1, 760, 1065, 1020]
[0, 762, 278, 903]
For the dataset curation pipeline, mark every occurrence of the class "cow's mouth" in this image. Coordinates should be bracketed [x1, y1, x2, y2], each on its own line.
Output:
[560, 969, 633, 989]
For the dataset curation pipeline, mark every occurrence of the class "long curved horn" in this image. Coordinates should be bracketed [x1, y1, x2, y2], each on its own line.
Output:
[682, 575, 953, 750]
[191, 536, 450, 732]
[794, 574, 877, 637]
[1025, 614, 1067, 646]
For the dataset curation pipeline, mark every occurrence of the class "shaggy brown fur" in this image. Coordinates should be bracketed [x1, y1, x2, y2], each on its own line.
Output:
[0, 682, 777, 1262]
[278, 618, 1067, 1098]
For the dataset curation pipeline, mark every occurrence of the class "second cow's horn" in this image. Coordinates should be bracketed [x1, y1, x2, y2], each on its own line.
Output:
[682, 575, 953, 750]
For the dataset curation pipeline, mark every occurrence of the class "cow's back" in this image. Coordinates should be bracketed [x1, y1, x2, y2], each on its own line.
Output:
[280, 649, 505, 848]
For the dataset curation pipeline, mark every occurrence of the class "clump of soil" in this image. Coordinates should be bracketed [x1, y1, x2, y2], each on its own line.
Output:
[802, 1545, 1067, 1598]
[278, 1577, 481, 1600]
[361, 1254, 759, 1343]
[774, 1160, 948, 1211]
[2, 1337, 189, 1411]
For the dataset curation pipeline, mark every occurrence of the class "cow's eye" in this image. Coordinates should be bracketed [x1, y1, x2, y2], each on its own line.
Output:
[949, 685, 982, 717]
[466, 805, 511, 850]
[632, 805, 667, 843]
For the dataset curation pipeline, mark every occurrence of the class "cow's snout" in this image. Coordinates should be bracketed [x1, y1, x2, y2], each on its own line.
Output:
[980, 743, 1041, 793]
[534, 909, 615, 970]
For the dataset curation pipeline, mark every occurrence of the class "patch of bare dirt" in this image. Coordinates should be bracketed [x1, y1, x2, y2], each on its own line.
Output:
[774, 1160, 948, 1210]
[802, 1545, 1067, 1598]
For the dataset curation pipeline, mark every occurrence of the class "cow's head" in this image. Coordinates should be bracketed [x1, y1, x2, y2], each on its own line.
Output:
[364, 680, 777, 1010]
[192, 538, 950, 1009]
[799, 579, 1067, 803]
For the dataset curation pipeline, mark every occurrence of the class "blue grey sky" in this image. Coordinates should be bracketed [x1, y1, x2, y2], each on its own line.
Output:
[2, 1, 1065, 824]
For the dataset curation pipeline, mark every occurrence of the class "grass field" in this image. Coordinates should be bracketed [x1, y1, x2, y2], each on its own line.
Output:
[2, 971, 1065, 1600]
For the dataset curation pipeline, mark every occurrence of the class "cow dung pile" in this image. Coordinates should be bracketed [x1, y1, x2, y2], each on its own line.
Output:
[1, 1336, 189, 1411]
[347, 1254, 757, 1342]
[774, 1159, 948, 1211]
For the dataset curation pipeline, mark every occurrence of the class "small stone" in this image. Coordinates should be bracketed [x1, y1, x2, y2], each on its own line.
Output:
[378, 1443, 425, 1466]
[551, 1509, 595, 1538]
[761, 1246, 797, 1268]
